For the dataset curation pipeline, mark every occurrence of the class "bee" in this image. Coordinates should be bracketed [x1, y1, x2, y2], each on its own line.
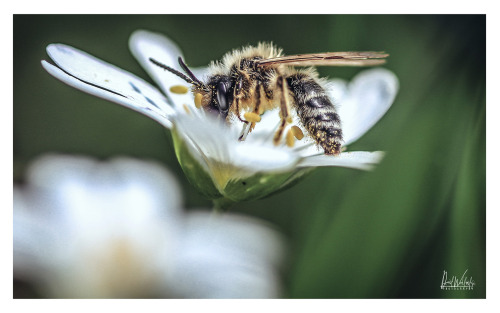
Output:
[149, 43, 388, 155]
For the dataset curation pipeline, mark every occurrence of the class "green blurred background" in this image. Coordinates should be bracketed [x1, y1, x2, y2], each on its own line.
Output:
[13, 15, 485, 298]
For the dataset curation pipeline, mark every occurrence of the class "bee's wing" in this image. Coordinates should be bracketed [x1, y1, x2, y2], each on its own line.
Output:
[42, 44, 174, 128]
[129, 30, 209, 109]
[255, 51, 388, 67]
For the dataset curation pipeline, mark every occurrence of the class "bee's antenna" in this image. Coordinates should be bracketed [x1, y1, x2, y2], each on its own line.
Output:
[149, 57, 203, 88]
[177, 57, 204, 87]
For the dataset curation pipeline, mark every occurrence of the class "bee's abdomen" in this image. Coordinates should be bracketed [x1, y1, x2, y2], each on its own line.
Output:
[287, 74, 343, 155]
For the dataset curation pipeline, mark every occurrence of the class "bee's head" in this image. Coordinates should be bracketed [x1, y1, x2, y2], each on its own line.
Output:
[149, 57, 232, 119]
[205, 75, 233, 118]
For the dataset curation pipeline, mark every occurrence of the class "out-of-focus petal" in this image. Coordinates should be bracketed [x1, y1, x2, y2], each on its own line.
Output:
[13, 188, 59, 280]
[25, 155, 182, 221]
[332, 68, 399, 145]
[14, 155, 285, 298]
[172, 211, 285, 298]
[13, 155, 186, 298]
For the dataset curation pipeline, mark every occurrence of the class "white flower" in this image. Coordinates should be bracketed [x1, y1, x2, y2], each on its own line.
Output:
[41, 30, 398, 206]
[14, 155, 284, 298]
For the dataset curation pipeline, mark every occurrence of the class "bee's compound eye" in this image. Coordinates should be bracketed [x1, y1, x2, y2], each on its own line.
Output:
[216, 81, 229, 111]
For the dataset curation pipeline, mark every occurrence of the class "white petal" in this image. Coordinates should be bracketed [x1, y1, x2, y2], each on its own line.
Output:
[298, 151, 385, 170]
[331, 68, 399, 145]
[233, 143, 299, 172]
[243, 108, 282, 143]
[173, 211, 284, 298]
[14, 155, 286, 298]
[326, 78, 349, 106]
[129, 30, 199, 110]
[14, 155, 184, 297]
[242, 109, 315, 155]
[175, 114, 299, 174]
[20, 155, 183, 252]
[25, 155, 182, 223]
[43, 44, 174, 128]
[13, 188, 61, 279]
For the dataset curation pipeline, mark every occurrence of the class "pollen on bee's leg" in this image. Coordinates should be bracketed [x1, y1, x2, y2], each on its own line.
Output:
[170, 85, 189, 94]
[194, 93, 202, 109]
[291, 126, 304, 140]
[286, 129, 295, 148]
[183, 104, 191, 115]
[244, 112, 261, 123]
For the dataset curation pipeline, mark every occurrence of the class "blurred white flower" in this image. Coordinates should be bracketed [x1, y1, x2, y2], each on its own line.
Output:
[14, 155, 284, 298]
[41, 30, 398, 206]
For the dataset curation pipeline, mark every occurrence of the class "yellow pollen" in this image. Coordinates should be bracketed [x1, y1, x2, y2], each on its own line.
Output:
[170, 85, 189, 94]
[291, 126, 304, 140]
[286, 129, 295, 147]
[194, 93, 202, 108]
[244, 112, 261, 123]
[286, 116, 293, 124]
[183, 104, 191, 115]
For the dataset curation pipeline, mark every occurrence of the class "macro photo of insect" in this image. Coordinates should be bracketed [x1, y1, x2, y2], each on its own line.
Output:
[150, 45, 388, 156]
[13, 14, 485, 306]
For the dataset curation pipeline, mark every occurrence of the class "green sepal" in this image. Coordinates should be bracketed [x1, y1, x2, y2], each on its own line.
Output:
[170, 127, 313, 209]
[171, 128, 222, 200]
[222, 168, 314, 202]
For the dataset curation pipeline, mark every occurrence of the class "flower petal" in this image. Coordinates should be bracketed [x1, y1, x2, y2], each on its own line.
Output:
[233, 143, 299, 172]
[330, 68, 399, 145]
[14, 155, 286, 298]
[129, 30, 202, 110]
[298, 151, 385, 170]
[172, 211, 285, 298]
[175, 113, 300, 175]
[14, 188, 62, 280]
[25, 155, 183, 222]
[43, 44, 174, 128]
[14, 155, 185, 297]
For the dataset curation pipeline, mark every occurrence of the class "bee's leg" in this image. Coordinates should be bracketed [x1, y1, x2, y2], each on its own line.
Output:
[238, 122, 250, 141]
[232, 75, 248, 124]
[286, 73, 343, 155]
[238, 82, 264, 141]
[234, 98, 247, 124]
[248, 82, 263, 133]
[273, 76, 292, 145]
[233, 75, 252, 142]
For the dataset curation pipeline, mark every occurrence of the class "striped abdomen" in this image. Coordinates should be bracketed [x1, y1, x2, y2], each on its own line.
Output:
[287, 73, 343, 155]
